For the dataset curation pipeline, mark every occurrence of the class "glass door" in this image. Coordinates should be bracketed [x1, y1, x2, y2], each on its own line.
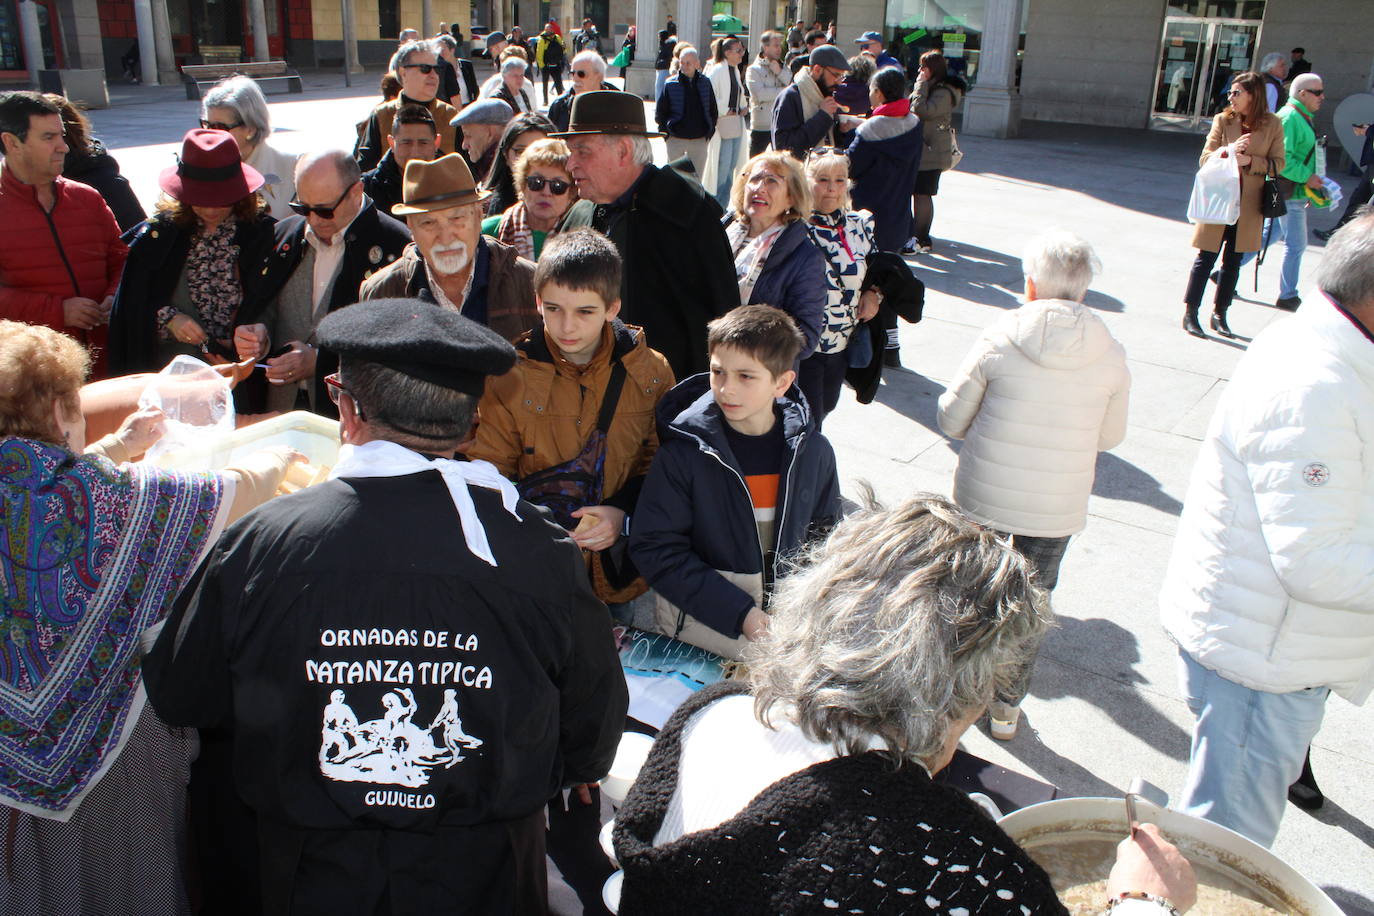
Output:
[1152, 17, 1260, 131]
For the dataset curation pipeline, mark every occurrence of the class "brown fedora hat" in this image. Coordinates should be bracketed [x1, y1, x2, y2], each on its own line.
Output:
[390, 153, 491, 217]
[549, 90, 663, 138]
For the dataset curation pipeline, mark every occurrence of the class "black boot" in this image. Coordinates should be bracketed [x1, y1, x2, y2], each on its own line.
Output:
[1183, 303, 1205, 338]
[1287, 749, 1324, 810]
[1209, 310, 1236, 339]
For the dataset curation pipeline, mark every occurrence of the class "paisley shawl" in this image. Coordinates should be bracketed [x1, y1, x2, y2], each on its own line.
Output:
[0, 438, 225, 819]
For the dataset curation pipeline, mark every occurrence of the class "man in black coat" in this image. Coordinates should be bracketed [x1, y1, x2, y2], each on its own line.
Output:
[556, 91, 738, 378]
[360, 104, 440, 217]
[146, 300, 627, 915]
[234, 150, 411, 416]
[772, 44, 849, 160]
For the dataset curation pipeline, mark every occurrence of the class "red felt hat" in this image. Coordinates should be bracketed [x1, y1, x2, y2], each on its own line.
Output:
[158, 128, 264, 207]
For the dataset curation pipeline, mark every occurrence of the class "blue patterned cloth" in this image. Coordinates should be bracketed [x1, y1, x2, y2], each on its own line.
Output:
[0, 438, 223, 817]
[806, 208, 875, 354]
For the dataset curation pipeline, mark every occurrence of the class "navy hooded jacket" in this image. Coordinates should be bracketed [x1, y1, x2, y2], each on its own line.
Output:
[629, 373, 841, 638]
[847, 111, 924, 253]
[724, 216, 827, 360]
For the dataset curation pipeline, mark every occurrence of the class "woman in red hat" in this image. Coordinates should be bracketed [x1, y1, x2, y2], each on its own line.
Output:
[108, 128, 276, 376]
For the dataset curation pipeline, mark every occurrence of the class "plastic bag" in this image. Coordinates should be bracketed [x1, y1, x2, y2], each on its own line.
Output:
[137, 355, 235, 462]
[1187, 151, 1242, 225]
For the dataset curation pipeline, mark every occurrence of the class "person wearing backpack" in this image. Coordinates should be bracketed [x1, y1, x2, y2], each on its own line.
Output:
[535, 23, 568, 103]
[469, 229, 675, 605]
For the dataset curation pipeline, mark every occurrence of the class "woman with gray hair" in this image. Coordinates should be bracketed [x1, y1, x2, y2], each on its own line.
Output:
[937, 230, 1130, 740]
[201, 75, 299, 219]
[612, 495, 1195, 914]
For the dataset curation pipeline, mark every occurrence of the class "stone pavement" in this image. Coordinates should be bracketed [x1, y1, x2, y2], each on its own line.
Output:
[86, 72, 1374, 912]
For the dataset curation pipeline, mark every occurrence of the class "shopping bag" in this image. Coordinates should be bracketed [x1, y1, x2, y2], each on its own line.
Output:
[610, 45, 631, 69]
[137, 355, 235, 462]
[1187, 152, 1242, 225]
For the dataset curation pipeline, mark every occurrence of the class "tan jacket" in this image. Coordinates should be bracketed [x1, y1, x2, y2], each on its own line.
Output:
[911, 76, 965, 171]
[469, 320, 674, 502]
[373, 97, 459, 164]
[1191, 110, 1286, 253]
[358, 239, 538, 342]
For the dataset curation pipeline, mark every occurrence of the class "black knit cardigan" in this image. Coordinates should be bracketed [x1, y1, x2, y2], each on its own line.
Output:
[613, 681, 1069, 914]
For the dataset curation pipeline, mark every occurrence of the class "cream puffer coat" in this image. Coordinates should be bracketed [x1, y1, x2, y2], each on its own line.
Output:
[1161, 294, 1374, 704]
[937, 298, 1130, 537]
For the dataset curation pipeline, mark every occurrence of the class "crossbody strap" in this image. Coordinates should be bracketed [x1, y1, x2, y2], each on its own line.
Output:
[596, 360, 629, 433]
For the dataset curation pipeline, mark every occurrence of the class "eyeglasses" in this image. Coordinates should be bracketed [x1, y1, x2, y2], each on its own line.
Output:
[323, 373, 365, 418]
[525, 174, 571, 195]
[288, 181, 358, 219]
[1303, 88, 1324, 96]
[200, 119, 244, 131]
[402, 63, 438, 74]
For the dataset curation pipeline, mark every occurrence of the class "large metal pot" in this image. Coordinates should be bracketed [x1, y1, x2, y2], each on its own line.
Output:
[998, 796, 1341, 915]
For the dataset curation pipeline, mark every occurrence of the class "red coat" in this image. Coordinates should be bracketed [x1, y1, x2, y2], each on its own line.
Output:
[0, 165, 127, 374]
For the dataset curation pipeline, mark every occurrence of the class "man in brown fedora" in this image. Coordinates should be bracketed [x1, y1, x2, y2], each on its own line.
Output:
[361, 153, 538, 342]
[556, 90, 738, 378]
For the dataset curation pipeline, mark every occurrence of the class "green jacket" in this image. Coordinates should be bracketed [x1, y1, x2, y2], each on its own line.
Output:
[1278, 99, 1318, 193]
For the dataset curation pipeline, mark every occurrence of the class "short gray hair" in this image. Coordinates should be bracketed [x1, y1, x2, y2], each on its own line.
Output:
[1260, 52, 1286, 74]
[1022, 229, 1100, 302]
[599, 133, 652, 166]
[341, 357, 478, 444]
[390, 39, 435, 76]
[501, 56, 527, 74]
[571, 49, 606, 75]
[202, 75, 271, 145]
[434, 34, 457, 53]
[748, 493, 1051, 763]
[1316, 210, 1374, 308]
[1290, 72, 1322, 99]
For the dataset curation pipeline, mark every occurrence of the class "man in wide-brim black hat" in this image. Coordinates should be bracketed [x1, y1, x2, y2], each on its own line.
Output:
[146, 298, 628, 915]
[554, 90, 739, 378]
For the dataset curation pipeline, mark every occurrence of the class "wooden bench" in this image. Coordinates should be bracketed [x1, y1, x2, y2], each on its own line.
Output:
[182, 59, 303, 100]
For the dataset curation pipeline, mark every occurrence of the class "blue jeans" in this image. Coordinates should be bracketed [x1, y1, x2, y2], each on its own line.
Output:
[1177, 649, 1328, 848]
[714, 134, 743, 207]
[654, 69, 667, 101]
[1237, 202, 1308, 299]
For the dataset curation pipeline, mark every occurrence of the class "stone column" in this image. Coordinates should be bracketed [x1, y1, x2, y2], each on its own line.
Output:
[747, 0, 771, 49]
[248, 0, 270, 60]
[18, 0, 43, 81]
[131, 0, 159, 84]
[961, 0, 1022, 138]
[341, 0, 362, 75]
[623, 0, 657, 98]
[421, 0, 433, 37]
[675, 0, 708, 53]
[150, 0, 177, 81]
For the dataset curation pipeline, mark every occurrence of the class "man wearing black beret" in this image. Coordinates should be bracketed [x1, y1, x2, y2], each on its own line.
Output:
[145, 299, 628, 914]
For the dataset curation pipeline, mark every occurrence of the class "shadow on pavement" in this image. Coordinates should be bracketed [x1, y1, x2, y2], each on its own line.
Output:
[976, 715, 1122, 800]
[872, 366, 946, 435]
[1034, 617, 1192, 763]
[913, 240, 1023, 309]
[1321, 885, 1374, 916]
[1303, 795, 1374, 852]
[1092, 452, 1184, 516]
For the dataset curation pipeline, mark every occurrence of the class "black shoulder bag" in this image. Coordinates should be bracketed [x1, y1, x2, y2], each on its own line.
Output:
[515, 360, 627, 530]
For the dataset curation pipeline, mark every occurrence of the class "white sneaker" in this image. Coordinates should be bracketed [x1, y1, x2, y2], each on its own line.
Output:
[988, 701, 1020, 741]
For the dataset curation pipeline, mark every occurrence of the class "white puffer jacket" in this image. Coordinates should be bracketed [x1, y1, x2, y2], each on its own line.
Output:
[937, 298, 1130, 537]
[1161, 293, 1374, 704]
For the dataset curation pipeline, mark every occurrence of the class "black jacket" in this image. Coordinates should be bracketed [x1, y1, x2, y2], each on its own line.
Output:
[438, 56, 479, 104]
[63, 141, 146, 233]
[243, 199, 411, 414]
[560, 165, 737, 378]
[107, 212, 277, 375]
[547, 81, 613, 133]
[360, 150, 405, 219]
[629, 373, 840, 638]
[772, 77, 837, 160]
[145, 469, 628, 914]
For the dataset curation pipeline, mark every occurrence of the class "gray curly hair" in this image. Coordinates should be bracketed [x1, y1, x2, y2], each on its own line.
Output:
[748, 492, 1052, 765]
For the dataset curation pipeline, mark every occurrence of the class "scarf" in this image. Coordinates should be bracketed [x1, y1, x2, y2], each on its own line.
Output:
[182, 218, 242, 343]
[795, 68, 826, 123]
[0, 439, 226, 818]
[496, 201, 537, 262]
[329, 440, 522, 567]
[726, 217, 784, 306]
[872, 98, 910, 118]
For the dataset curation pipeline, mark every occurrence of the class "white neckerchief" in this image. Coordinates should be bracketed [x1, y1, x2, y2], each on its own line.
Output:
[328, 440, 521, 566]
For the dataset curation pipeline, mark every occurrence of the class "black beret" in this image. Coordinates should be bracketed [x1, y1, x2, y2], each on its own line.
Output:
[316, 298, 517, 396]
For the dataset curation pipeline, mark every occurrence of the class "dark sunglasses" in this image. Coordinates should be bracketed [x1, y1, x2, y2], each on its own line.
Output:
[402, 62, 438, 74]
[200, 119, 244, 131]
[525, 174, 571, 195]
[1303, 87, 1324, 96]
[573, 69, 592, 78]
[288, 181, 358, 219]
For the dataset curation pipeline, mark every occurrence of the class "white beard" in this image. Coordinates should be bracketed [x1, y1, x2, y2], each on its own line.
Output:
[428, 242, 470, 275]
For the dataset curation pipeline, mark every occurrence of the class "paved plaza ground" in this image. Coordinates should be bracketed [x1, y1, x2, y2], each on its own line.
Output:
[87, 70, 1374, 912]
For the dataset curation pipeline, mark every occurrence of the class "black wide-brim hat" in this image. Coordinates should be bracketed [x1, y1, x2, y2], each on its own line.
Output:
[158, 128, 264, 208]
[549, 90, 664, 138]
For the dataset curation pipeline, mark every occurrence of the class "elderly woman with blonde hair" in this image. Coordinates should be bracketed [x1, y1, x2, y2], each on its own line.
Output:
[480, 138, 577, 260]
[723, 151, 826, 384]
[0, 321, 297, 914]
[612, 494, 1196, 915]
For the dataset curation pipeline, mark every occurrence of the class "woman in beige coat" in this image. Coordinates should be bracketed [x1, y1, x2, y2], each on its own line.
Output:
[1182, 70, 1284, 339]
[908, 49, 966, 254]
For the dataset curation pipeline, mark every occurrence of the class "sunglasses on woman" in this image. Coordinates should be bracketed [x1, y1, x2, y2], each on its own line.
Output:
[402, 62, 439, 74]
[288, 181, 359, 218]
[200, 119, 244, 131]
[525, 175, 571, 195]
